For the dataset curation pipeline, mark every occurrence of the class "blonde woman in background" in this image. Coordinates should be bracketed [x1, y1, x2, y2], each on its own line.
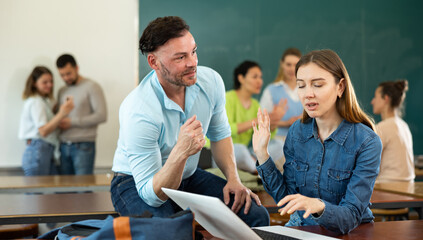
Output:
[19, 66, 74, 176]
[371, 80, 414, 182]
[260, 48, 303, 141]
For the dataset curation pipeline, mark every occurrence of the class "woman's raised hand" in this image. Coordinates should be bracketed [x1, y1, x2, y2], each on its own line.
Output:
[252, 108, 271, 164]
[269, 98, 288, 130]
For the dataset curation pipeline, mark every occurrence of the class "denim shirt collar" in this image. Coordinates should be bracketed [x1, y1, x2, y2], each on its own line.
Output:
[305, 118, 353, 146]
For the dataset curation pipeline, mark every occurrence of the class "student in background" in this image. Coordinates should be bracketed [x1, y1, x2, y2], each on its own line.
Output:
[260, 48, 303, 140]
[56, 54, 107, 175]
[371, 80, 414, 182]
[19, 66, 74, 176]
[252, 49, 382, 234]
[225, 60, 286, 173]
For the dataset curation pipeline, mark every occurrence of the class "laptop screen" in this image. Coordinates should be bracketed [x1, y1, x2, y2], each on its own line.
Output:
[162, 188, 337, 240]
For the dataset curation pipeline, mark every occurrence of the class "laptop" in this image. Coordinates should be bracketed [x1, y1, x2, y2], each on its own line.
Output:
[162, 188, 337, 240]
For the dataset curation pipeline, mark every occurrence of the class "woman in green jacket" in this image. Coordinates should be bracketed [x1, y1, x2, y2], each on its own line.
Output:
[225, 60, 286, 173]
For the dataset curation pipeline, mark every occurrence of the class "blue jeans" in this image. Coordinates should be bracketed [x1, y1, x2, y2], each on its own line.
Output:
[60, 142, 95, 175]
[22, 139, 57, 176]
[110, 168, 269, 227]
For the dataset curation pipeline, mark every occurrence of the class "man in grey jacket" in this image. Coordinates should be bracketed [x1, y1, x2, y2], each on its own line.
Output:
[56, 54, 107, 175]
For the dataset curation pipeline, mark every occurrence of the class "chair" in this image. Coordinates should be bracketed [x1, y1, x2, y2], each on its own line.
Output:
[372, 208, 409, 221]
[198, 148, 213, 169]
[0, 224, 38, 239]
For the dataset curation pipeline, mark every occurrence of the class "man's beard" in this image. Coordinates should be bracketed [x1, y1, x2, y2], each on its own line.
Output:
[66, 77, 78, 86]
[159, 62, 196, 87]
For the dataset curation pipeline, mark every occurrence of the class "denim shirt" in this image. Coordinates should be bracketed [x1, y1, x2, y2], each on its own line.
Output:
[257, 118, 382, 234]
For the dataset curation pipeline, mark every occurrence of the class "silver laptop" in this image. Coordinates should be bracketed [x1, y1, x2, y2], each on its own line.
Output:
[162, 188, 337, 240]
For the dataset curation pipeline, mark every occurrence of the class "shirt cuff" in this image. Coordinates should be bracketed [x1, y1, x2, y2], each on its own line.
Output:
[311, 198, 326, 219]
[256, 156, 278, 176]
[256, 156, 276, 173]
[140, 178, 166, 207]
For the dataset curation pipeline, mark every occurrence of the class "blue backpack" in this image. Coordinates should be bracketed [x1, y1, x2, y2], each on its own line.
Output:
[38, 210, 195, 240]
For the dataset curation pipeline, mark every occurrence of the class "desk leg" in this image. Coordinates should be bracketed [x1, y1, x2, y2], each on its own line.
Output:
[417, 207, 423, 220]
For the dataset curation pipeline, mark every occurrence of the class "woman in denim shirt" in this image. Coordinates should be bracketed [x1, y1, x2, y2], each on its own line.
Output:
[252, 49, 382, 234]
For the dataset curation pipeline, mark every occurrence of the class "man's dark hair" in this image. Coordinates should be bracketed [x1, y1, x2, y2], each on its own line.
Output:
[139, 16, 190, 55]
[56, 54, 77, 68]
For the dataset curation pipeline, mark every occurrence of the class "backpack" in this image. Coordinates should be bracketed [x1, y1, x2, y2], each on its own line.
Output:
[38, 210, 195, 240]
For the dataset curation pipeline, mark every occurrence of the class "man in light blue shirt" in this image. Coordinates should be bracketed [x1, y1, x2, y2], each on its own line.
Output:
[111, 16, 269, 227]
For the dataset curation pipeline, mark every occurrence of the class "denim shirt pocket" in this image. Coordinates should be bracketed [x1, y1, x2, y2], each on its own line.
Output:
[326, 169, 352, 196]
[293, 161, 309, 187]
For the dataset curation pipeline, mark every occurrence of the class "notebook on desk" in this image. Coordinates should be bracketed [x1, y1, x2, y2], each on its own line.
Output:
[162, 188, 337, 240]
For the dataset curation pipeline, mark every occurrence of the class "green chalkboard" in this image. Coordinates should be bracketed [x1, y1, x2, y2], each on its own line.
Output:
[139, 0, 423, 155]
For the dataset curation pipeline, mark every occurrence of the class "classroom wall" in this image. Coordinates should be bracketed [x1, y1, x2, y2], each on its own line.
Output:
[139, 0, 423, 155]
[0, 0, 139, 167]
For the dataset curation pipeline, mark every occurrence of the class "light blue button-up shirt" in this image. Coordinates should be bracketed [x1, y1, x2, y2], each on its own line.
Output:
[257, 118, 382, 234]
[112, 66, 231, 207]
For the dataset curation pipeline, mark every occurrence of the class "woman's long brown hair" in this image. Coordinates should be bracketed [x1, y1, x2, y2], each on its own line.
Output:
[295, 49, 375, 131]
[22, 66, 53, 100]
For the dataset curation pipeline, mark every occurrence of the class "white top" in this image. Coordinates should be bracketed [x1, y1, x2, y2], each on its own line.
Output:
[260, 81, 299, 112]
[376, 116, 415, 182]
[18, 95, 59, 147]
[260, 81, 303, 138]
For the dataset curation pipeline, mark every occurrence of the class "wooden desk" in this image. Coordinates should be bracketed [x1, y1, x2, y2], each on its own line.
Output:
[415, 168, 423, 181]
[0, 192, 118, 225]
[374, 181, 423, 198]
[201, 220, 423, 240]
[414, 168, 423, 181]
[370, 190, 423, 219]
[0, 174, 112, 193]
[256, 191, 277, 213]
[257, 190, 423, 219]
[290, 220, 423, 240]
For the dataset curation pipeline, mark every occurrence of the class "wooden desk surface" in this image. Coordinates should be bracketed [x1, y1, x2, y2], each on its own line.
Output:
[374, 181, 423, 198]
[0, 174, 113, 193]
[290, 220, 423, 240]
[201, 220, 423, 240]
[0, 191, 117, 225]
[415, 167, 423, 176]
[371, 190, 423, 204]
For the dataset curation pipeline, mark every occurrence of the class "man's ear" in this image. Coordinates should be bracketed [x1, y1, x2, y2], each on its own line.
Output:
[147, 53, 159, 70]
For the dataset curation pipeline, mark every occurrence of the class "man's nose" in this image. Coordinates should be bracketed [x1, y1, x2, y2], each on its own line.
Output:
[186, 54, 198, 67]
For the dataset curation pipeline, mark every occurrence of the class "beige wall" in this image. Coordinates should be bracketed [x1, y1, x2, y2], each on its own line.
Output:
[0, 0, 139, 167]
